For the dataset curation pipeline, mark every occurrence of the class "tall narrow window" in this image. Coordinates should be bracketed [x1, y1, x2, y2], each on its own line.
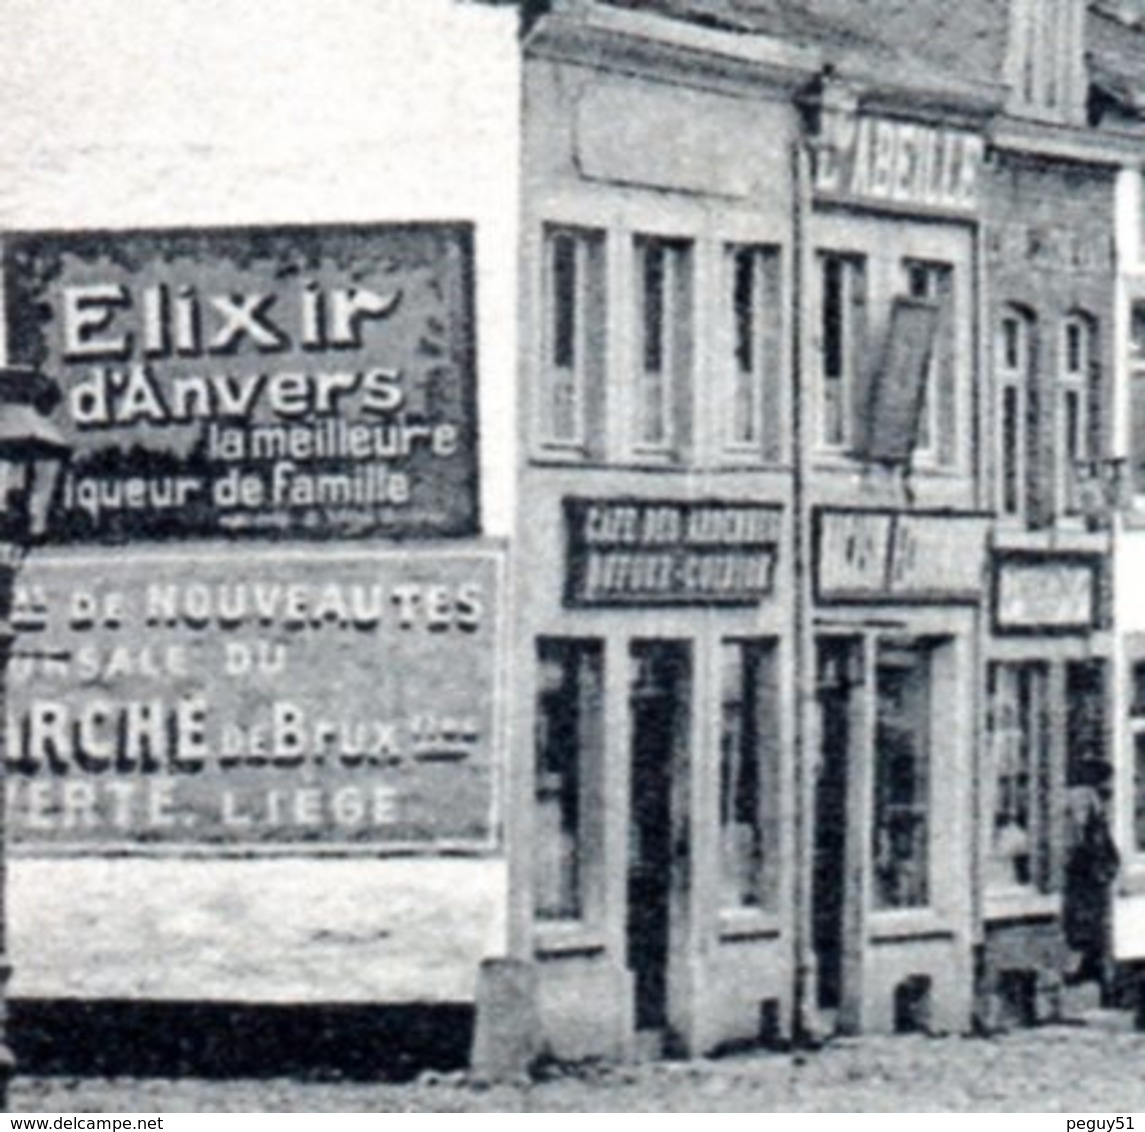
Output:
[998, 310, 1034, 520]
[1059, 314, 1096, 516]
[903, 259, 956, 463]
[727, 245, 782, 460]
[873, 641, 932, 910]
[819, 253, 866, 449]
[534, 638, 603, 921]
[986, 662, 1050, 892]
[540, 226, 605, 450]
[719, 640, 780, 910]
[634, 236, 693, 457]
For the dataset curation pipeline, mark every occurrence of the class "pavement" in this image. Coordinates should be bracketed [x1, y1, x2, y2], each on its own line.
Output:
[10, 1010, 1145, 1113]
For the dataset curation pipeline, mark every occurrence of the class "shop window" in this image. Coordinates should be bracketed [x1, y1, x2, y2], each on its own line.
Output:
[1131, 661, 1145, 853]
[1129, 301, 1145, 502]
[1058, 314, 1099, 517]
[539, 226, 606, 452]
[534, 638, 603, 921]
[986, 662, 1050, 892]
[818, 252, 867, 450]
[998, 308, 1036, 521]
[902, 260, 956, 464]
[872, 641, 932, 910]
[634, 236, 693, 458]
[1067, 659, 1107, 783]
[726, 245, 782, 461]
[719, 639, 780, 910]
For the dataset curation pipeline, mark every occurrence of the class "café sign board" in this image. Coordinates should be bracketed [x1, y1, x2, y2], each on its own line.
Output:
[3, 223, 478, 542]
[4, 546, 502, 848]
[813, 112, 984, 216]
[564, 498, 781, 606]
[816, 508, 988, 604]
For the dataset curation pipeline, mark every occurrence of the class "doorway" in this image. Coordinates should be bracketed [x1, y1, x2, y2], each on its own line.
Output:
[627, 640, 691, 1035]
[813, 638, 859, 1012]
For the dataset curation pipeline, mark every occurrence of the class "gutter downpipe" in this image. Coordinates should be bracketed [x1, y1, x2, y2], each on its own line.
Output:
[790, 131, 817, 1047]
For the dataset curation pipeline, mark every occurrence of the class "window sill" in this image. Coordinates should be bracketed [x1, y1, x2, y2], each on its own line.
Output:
[718, 908, 781, 942]
[535, 921, 607, 961]
[531, 443, 591, 464]
[810, 451, 963, 478]
[983, 889, 1060, 923]
[868, 909, 954, 943]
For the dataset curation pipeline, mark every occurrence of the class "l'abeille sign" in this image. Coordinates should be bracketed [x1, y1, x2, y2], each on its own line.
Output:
[813, 112, 984, 215]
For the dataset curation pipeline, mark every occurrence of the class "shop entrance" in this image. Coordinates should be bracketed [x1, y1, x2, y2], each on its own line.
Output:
[813, 637, 859, 1014]
[627, 640, 691, 1036]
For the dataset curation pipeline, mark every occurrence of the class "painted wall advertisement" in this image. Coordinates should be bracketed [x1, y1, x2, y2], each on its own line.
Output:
[5, 546, 502, 847]
[3, 224, 478, 542]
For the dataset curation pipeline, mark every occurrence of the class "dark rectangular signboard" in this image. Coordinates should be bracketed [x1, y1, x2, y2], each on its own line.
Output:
[564, 498, 781, 606]
[3, 223, 478, 542]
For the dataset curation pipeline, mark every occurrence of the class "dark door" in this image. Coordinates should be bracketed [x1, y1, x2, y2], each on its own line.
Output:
[627, 641, 690, 1033]
[814, 639, 856, 1011]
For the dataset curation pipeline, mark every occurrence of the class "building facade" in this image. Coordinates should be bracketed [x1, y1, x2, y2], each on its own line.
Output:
[505, 0, 1005, 1060]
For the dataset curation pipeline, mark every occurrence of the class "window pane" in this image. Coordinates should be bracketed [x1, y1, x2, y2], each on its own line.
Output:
[642, 241, 666, 376]
[1002, 384, 1021, 516]
[1135, 731, 1145, 854]
[719, 641, 779, 910]
[635, 238, 692, 453]
[822, 256, 845, 445]
[729, 246, 778, 450]
[733, 247, 755, 378]
[987, 663, 1049, 891]
[1067, 321, 1083, 375]
[551, 233, 577, 370]
[1003, 318, 1020, 371]
[541, 227, 605, 449]
[1134, 660, 1145, 854]
[873, 643, 931, 909]
[1132, 303, 1145, 365]
[535, 639, 603, 921]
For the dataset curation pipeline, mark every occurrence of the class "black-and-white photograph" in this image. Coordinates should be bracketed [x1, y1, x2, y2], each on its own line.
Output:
[0, 0, 1144, 1115]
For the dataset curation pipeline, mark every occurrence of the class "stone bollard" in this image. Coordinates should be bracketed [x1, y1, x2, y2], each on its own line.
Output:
[469, 958, 539, 1086]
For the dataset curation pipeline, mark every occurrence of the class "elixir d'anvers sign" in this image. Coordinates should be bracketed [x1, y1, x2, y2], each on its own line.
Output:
[3, 224, 478, 542]
[5, 547, 502, 847]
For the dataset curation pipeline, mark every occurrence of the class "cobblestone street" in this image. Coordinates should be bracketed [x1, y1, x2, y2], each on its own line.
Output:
[11, 1014, 1145, 1113]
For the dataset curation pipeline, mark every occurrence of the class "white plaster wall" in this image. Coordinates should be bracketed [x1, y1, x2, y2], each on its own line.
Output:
[0, 0, 519, 1002]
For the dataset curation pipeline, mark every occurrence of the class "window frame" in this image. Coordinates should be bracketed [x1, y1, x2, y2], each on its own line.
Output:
[724, 244, 783, 462]
[901, 258, 956, 465]
[632, 235, 693, 460]
[538, 224, 606, 454]
[817, 251, 867, 452]
[871, 640, 933, 912]
[718, 638, 781, 913]
[533, 637, 605, 925]
[985, 660, 1052, 895]
[1058, 313, 1096, 518]
[997, 307, 1034, 522]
